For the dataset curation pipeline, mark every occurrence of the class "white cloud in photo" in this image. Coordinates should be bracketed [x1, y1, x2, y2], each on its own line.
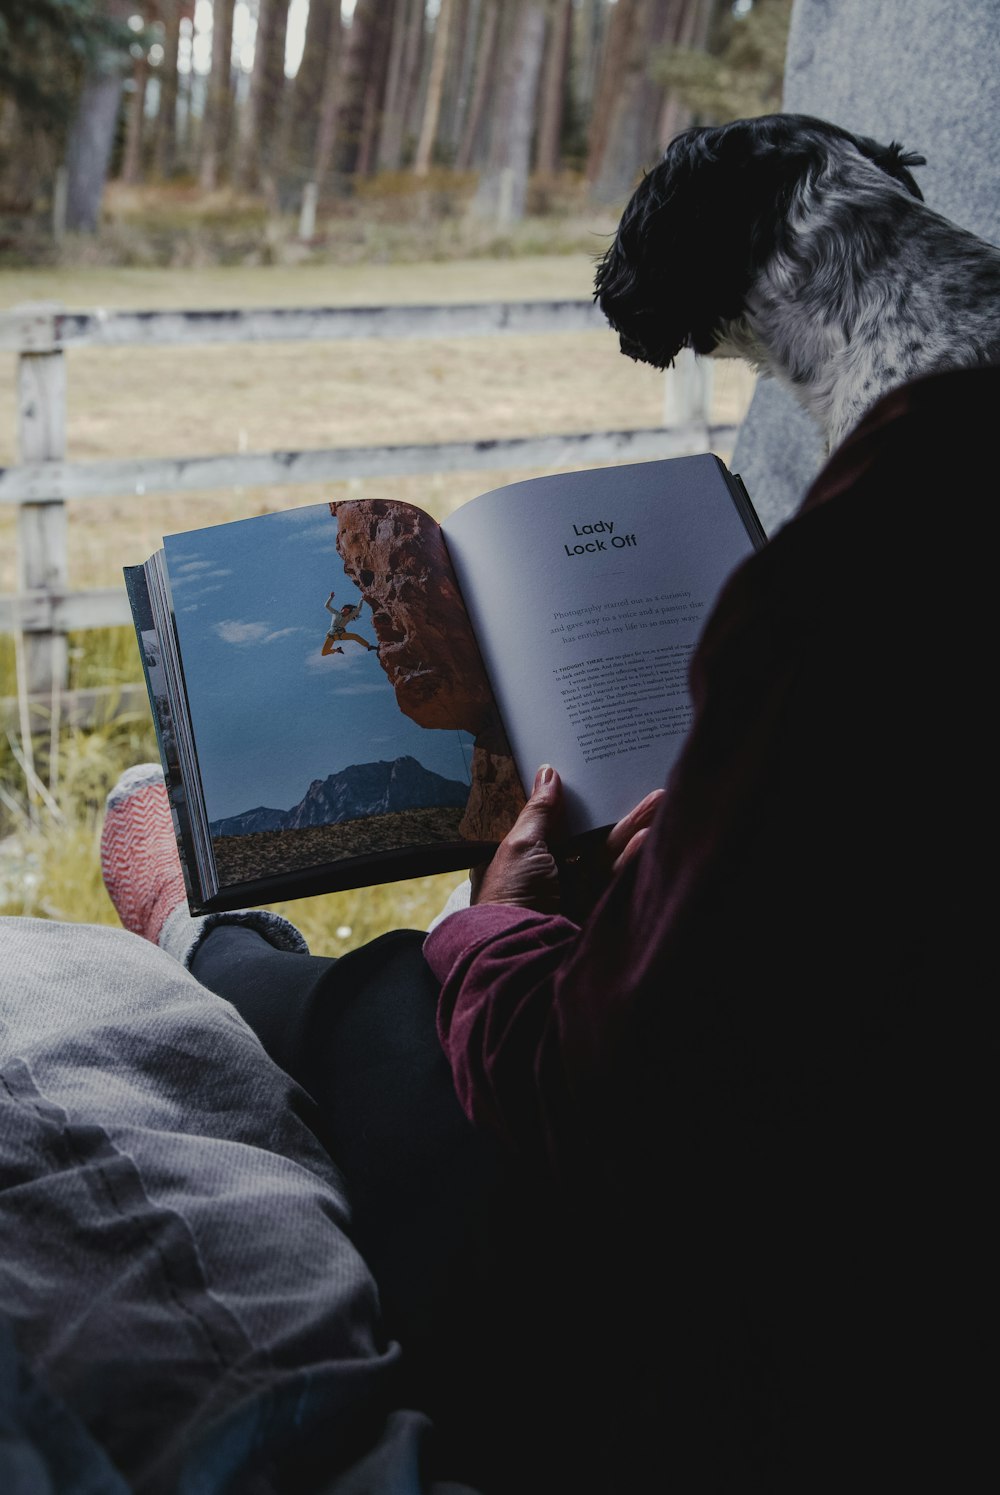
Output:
[183, 583, 227, 600]
[215, 619, 302, 646]
[269, 505, 336, 527]
[170, 567, 233, 587]
[303, 643, 374, 674]
[284, 521, 340, 547]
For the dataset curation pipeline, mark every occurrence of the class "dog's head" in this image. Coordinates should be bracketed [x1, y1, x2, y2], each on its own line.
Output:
[594, 113, 925, 369]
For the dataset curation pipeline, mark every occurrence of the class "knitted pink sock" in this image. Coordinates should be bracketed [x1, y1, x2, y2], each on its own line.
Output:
[101, 764, 188, 945]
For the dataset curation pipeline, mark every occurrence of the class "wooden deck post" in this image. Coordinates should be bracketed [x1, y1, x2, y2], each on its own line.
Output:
[15, 303, 68, 697]
[663, 345, 713, 430]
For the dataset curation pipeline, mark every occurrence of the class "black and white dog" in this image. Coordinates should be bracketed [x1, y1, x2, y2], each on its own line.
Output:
[595, 113, 1000, 449]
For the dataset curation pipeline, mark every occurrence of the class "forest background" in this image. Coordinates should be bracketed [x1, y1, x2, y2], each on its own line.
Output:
[0, 0, 790, 948]
[1, 0, 791, 261]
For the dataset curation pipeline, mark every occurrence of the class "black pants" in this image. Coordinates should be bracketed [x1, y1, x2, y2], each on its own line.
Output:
[190, 924, 586, 1495]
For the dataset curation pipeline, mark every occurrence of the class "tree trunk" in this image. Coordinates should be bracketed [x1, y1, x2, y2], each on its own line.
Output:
[401, 0, 429, 153]
[233, 0, 270, 189]
[471, 0, 548, 222]
[279, 0, 334, 189]
[588, 0, 679, 204]
[173, 0, 197, 170]
[375, 0, 411, 172]
[64, 0, 132, 232]
[199, 0, 237, 191]
[234, 0, 296, 191]
[257, 0, 288, 173]
[311, 7, 347, 190]
[440, 0, 478, 162]
[455, 0, 499, 171]
[333, 0, 392, 181]
[585, 0, 635, 189]
[355, 57, 389, 178]
[120, 47, 150, 184]
[535, 0, 572, 176]
[152, 0, 183, 179]
[414, 0, 456, 174]
[377, 0, 426, 171]
[573, 0, 607, 121]
[656, 0, 717, 147]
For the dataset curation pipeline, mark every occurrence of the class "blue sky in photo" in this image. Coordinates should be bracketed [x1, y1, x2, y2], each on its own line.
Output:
[164, 503, 475, 823]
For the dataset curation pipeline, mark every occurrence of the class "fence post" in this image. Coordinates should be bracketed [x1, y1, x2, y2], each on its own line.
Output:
[15, 303, 68, 699]
[52, 165, 68, 243]
[299, 181, 318, 241]
[662, 345, 713, 430]
[496, 167, 515, 226]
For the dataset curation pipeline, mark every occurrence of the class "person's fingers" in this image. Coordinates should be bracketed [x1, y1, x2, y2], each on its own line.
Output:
[605, 787, 666, 864]
[611, 824, 652, 875]
[511, 837, 561, 907]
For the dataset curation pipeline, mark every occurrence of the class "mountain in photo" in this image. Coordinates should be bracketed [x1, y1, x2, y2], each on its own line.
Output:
[209, 755, 469, 838]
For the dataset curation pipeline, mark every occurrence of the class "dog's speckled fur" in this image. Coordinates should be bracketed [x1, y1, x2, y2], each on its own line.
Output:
[595, 113, 1000, 448]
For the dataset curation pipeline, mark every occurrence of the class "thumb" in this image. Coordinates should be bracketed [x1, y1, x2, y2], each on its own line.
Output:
[472, 765, 563, 910]
[511, 764, 561, 846]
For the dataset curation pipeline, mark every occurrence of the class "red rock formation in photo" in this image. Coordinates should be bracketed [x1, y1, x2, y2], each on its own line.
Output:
[331, 498, 526, 840]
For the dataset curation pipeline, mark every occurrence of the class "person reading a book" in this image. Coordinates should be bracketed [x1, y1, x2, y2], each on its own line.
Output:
[322, 590, 377, 655]
[2, 367, 992, 1495]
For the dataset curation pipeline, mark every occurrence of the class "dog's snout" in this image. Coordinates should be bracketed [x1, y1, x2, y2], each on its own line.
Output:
[618, 329, 648, 362]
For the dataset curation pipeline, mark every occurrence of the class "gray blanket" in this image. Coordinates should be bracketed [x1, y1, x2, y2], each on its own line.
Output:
[0, 918, 468, 1494]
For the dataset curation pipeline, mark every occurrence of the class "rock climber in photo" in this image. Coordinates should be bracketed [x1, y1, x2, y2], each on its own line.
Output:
[322, 590, 377, 656]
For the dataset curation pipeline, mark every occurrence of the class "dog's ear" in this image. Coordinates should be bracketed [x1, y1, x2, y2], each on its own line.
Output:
[594, 121, 824, 366]
[851, 135, 926, 201]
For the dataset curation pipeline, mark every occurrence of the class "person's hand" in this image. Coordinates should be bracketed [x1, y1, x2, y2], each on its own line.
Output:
[471, 764, 562, 912]
[471, 765, 665, 919]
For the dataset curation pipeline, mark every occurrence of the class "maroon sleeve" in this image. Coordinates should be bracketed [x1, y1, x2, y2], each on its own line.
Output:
[426, 905, 582, 1166]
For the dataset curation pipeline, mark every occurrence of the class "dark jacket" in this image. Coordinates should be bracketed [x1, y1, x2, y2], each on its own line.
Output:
[426, 366, 997, 1491]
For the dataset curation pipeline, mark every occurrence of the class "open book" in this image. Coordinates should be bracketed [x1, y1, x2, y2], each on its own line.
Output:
[125, 454, 765, 913]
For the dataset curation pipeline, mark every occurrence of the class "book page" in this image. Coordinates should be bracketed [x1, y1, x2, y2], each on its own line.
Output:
[441, 455, 762, 835]
[163, 499, 521, 897]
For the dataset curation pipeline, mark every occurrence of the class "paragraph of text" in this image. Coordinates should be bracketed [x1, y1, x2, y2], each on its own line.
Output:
[550, 591, 706, 646]
[555, 644, 694, 763]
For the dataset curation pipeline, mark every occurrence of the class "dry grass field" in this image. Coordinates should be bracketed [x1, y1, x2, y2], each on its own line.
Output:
[0, 255, 757, 950]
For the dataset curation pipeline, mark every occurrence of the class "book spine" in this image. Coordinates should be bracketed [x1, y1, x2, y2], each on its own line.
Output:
[719, 462, 768, 549]
[123, 565, 201, 911]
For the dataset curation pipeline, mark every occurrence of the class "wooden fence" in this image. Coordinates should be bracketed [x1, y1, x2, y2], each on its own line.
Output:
[0, 298, 730, 729]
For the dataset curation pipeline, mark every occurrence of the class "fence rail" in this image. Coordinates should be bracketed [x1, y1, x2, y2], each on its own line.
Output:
[0, 299, 609, 352]
[0, 298, 728, 724]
